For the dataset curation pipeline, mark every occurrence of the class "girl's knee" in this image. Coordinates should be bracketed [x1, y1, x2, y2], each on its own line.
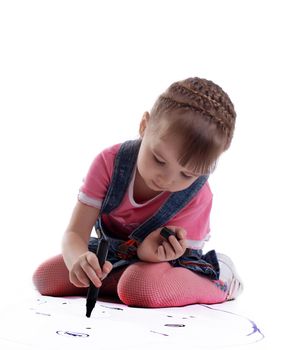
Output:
[117, 262, 180, 307]
[117, 262, 165, 307]
[117, 262, 227, 307]
[32, 255, 84, 297]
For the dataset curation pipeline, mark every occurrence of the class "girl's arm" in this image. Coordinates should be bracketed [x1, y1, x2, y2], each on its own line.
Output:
[61, 201, 112, 288]
[136, 226, 187, 262]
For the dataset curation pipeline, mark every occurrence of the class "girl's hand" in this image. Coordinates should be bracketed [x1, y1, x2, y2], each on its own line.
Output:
[137, 226, 187, 262]
[69, 251, 113, 288]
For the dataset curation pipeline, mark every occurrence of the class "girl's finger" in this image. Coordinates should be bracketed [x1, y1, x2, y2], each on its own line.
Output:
[102, 261, 113, 279]
[71, 269, 89, 287]
[157, 245, 166, 260]
[86, 253, 103, 278]
[79, 255, 103, 287]
[83, 264, 102, 287]
[168, 235, 185, 254]
[162, 240, 176, 260]
[173, 227, 186, 240]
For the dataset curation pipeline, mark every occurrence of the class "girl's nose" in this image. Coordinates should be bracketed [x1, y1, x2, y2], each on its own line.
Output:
[157, 171, 174, 187]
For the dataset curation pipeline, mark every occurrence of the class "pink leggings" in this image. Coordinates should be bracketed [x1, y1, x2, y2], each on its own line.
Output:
[32, 255, 227, 307]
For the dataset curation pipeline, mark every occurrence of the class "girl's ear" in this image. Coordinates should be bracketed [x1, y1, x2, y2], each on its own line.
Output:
[139, 112, 150, 137]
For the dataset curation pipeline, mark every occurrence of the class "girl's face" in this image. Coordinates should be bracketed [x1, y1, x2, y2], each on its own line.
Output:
[137, 112, 200, 193]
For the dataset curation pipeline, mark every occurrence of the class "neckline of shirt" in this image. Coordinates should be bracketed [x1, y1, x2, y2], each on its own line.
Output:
[128, 166, 166, 207]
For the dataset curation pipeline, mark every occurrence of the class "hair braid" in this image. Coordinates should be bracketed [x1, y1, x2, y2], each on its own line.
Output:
[149, 77, 237, 174]
[152, 77, 236, 150]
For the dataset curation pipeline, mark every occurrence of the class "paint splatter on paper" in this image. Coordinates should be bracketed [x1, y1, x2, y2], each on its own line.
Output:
[0, 295, 264, 349]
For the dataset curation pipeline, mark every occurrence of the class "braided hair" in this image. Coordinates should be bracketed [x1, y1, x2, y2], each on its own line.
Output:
[149, 77, 236, 175]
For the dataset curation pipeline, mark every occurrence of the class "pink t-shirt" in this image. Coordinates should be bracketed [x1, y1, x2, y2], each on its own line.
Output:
[78, 143, 213, 249]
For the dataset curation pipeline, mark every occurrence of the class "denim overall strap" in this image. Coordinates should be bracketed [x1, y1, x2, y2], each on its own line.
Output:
[90, 140, 215, 277]
[129, 174, 208, 243]
[100, 139, 141, 215]
[93, 139, 140, 263]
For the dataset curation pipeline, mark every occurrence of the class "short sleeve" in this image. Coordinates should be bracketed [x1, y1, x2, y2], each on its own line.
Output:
[78, 144, 121, 208]
[166, 182, 213, 249]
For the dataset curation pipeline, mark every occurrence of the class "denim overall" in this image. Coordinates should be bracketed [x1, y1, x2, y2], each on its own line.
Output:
[88, 139, 220, 279]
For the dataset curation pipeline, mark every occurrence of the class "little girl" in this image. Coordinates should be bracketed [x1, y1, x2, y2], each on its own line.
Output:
[33, 77, 243, 307]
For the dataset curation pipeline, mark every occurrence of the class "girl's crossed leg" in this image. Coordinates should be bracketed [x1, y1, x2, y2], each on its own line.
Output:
[32, 256, 229, 307]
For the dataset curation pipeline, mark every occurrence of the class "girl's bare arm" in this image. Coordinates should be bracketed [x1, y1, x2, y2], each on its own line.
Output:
[62, 201, 112, 288]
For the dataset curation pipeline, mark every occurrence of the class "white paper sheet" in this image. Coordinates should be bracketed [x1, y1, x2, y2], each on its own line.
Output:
[0, 295, 264, 350]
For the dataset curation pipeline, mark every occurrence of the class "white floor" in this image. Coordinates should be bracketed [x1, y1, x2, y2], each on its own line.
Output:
[1, 1, 287, 349]
[0, 281, 284, 350]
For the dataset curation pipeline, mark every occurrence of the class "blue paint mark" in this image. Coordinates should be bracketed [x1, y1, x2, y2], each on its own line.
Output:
[201, 305, 265, 342]
[56, 331, 89, 338]
[246, 319, 263, 339]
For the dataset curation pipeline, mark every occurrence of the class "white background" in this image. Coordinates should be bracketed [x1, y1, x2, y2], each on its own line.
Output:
[0, 0, 286, 346]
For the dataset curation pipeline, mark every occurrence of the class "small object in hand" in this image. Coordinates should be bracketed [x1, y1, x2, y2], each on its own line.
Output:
[160, 227, 176, 240]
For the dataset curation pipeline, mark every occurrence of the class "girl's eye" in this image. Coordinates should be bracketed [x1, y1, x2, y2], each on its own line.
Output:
[153, 155, 165, 165]
[181, 172, 193, 179]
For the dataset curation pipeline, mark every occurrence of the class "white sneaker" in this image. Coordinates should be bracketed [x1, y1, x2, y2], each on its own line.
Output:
[217, 253, 244, 300]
